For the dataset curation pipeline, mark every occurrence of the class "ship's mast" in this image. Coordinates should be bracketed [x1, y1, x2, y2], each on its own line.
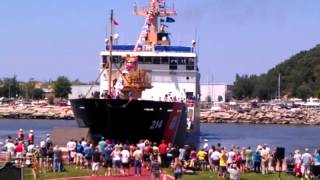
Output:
[133, 0, 176, 46]
[108, 10, 114, 95]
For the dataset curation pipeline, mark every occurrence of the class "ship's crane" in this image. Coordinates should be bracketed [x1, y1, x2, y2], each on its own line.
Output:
[111, 0, 177, 99]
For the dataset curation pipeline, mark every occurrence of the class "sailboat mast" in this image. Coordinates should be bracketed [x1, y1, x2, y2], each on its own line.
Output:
[278, 73, 281, 100]
[108, 10, 114, 95]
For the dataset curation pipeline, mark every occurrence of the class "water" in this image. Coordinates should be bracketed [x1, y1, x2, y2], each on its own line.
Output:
[200, 123, 320, 154]
[0, 119, 319, 154]
[0, 119, 76, 145]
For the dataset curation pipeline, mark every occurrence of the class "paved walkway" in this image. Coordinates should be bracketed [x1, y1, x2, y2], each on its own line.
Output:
[53, 168, 174, 180]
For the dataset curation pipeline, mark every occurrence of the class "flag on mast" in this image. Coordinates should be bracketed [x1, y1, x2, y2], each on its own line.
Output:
[112, 19, 119, 26]
[110, 9, 119, 26]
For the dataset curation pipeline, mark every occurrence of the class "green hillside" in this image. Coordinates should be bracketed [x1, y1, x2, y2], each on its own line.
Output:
[233, 44, 320, 100]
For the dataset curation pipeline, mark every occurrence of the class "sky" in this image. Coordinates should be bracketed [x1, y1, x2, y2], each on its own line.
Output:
[1, 0, 320, 84]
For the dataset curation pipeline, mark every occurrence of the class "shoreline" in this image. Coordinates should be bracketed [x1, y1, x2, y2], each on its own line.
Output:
[0, 105, 74, 120]
[1, 105, 320, 126]
[200, 107, 320, 125]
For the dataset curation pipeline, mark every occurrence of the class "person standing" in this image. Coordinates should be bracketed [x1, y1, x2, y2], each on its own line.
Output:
[75, 141, 84, 169]
[314, 148, 320, 166]
[150, 155, 161, 180]
[27, 130, 34, 145]
[210, 148, 221, 173]
[301, 148, 312, 177]
[121, 146, 130, 176]
[159, 140, 168, 167]
[66, 139, 76, 164]
[245, 146, 253, 171]
[103, 144, 113, 176]
[218, 149, 228, 179]
[260, 145, 270, 175]
[253, 149, 261, 173]
[84, 144, 93, 169]
[293, 149, 302, 177]
[53, 145, 63, 172]
[133, 146, 143, 176]
[111, 145, 122, 176]
[17, 128, 24, 141]
[4, 139, 15, 161]
[15, 141, 24, 164]
[173, 158, 183, 180]
[91, 148, 101, 176]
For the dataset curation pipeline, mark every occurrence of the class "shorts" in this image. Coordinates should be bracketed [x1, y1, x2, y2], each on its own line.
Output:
[92, 162, 99, 171]
[212, 160, 219, 166]
[76, 153, 83, 164]
[16, 152, 23, 159]
[85, 156, 92, 161]
[103, 160, 112, 168]
[174, 172, 182, 179]
[143, 154, 150, 161]
[113, 160, 121, 168]
[122, 162, 129, 169]
[219, 166, 227, 173]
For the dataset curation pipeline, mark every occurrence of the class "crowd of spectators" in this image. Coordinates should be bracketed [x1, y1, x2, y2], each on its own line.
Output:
[1, 131, 320, 180]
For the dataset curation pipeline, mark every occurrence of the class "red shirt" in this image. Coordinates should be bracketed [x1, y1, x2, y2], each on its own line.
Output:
[159, 143, 168, 155]
[15, 143, 24, 153]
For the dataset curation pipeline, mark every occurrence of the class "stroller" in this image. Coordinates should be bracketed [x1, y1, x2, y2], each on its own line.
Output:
[286, 154, 295, 175]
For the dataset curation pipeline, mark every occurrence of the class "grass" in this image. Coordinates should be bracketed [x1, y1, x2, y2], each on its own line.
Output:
[23, 165, 301, 180]
[24, 165, 93, 180]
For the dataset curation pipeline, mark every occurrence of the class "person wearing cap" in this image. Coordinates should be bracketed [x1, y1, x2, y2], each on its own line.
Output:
[17, 128, 24, 141]
[301, 148, 312, 176]
[27, 130, 34, 145]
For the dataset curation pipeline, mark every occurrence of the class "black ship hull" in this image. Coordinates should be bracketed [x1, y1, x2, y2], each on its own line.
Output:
[70, 98, 190, 145]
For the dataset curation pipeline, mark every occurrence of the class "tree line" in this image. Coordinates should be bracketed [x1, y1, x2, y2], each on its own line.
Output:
[232, 44, 320, 100]
[0, 76, 72, 99]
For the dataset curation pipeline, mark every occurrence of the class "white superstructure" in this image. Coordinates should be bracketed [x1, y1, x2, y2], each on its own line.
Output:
[99, 48, 200, 102]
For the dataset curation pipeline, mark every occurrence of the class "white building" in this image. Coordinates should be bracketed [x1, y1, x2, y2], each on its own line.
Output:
[68, 85, 99, 99]
[200, 83, 227, 102]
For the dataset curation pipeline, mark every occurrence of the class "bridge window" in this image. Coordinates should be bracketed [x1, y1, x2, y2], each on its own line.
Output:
[161, 57, 169, 64]
[144, 57, 153, 64]
[102, 55, 107, 64]
[178, 57, 186, 65]
[153, 57, 161, 64]
[169, 58, 178, 70]
[186, 58, 195, 70]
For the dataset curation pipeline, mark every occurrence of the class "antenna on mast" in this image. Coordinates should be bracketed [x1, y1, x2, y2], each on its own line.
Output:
[108, 9, 114, 95]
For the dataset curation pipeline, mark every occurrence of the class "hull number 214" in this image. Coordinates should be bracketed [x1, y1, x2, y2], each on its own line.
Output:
[149, 120, 163, 129]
